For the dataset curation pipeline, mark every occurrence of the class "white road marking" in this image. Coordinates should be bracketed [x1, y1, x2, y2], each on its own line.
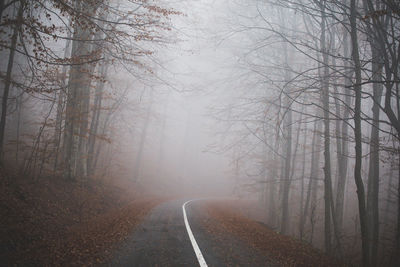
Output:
[182, 200, 208, 267]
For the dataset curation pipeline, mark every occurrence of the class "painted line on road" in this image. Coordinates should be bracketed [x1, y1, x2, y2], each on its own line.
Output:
[182, 200, 208, 267]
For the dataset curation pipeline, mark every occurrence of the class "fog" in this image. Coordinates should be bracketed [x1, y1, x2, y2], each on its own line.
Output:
[102, 1, 231, 196]
[1, 0, 400, 265]
[111, 0, 256, 197]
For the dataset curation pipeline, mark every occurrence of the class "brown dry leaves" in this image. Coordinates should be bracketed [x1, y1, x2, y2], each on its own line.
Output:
[49, 199, 160, 266]
[202, 201, 348, 267]
[0, 170, 161, 266]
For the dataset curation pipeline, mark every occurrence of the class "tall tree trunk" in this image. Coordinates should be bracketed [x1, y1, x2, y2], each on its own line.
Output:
[289, 111, 304, 182]
[77, 7, 105, 179]
[260, 145, 268, 204]
[64, 0, 99, 180]
[362, 2, 385, 265]
[299, 121, 307, 239]
[396, 142, 400, 266]
[0, 2, 23, 164]
[53, 32, 72, 173]
[15, 92, 24, 166]
[277, 8, 295, 235]
[280, 73, 292, 235]
[320, 1, 333, 252]
[300, 119, 319, 240]
[366, 53, 383, 267]
[87, 62, 108, 176]
[335, 24, 352, 232]
[350, 1, 369, 265]
[268, 128, 280, 227]
[64, 1, 85, 180]
[310, 119, 322, 243]
[395, 68, 400, 266]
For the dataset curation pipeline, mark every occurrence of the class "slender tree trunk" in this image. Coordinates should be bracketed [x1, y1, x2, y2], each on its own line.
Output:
[77, 7, 105, 179]
[333, 87, 342, 200]
[327, 29, 343, 256]
[301, 120, 319, 240]
[310, 119, 322, 243]
[15, 93, 23, 165]
[64, 1, 86, 180]
[320, 1, 333, 252]
[289, 112, 303, 182]
[87, 62, 108, 176]
[336, 26, 352, 232]
[0, 2, 23, 164]
[53, 32, 72, 173]
[260, 145, 268, 204]
[299, 122, 307, 239]
[282, 113, 303, 234]
[366, 55, 383, 267]
[395, 76, 400, 266]
[279, 18, 293, 233]
[362, 2, 385, 265]
[350, 1, 369, 265]
[396, 145, 400, 266]
[280, 81, 292, 235]
[268, 128, 280, 227]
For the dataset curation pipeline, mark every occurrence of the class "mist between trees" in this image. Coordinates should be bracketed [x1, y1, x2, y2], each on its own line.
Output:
[0, 0, 399, 266]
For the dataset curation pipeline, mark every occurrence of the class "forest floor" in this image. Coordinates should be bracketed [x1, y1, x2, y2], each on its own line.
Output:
[0, 167, 163, 266]
[199, 200, 349, 267]
[0, 166, 350, 267]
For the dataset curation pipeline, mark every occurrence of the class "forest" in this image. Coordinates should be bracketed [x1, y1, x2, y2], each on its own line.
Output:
[0, 0, 399, 266]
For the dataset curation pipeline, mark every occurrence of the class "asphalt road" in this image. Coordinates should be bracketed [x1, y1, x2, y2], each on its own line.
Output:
[111, 199, 277, 267]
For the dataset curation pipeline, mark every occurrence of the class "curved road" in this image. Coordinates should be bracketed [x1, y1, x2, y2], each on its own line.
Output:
[112, 199, 277, 267]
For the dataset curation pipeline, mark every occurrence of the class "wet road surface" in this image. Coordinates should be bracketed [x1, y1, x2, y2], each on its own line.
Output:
[111, 199, 277, 267]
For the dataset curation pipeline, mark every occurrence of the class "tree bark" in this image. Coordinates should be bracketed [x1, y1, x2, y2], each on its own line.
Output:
[87, 62, 108, 176]
[0, 0, 6, 20]
[320, 1, 333, 252]
[300, 119, 319, 240]
[64, 0, 100, 180]
[310, 119, 322, 236]
[280, 67, 292, 235]
[299, 121, 307, 239]
[268, 128, 280, 228]
[53, 31, 72, 173]
[0, 1, 23, 164]
[335, 23, 352, 233]
[350, 1, 369, 265]
[366, 53, 383, 267]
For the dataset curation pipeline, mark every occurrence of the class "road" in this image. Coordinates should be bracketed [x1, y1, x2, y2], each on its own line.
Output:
[111, 199, 277, 267]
